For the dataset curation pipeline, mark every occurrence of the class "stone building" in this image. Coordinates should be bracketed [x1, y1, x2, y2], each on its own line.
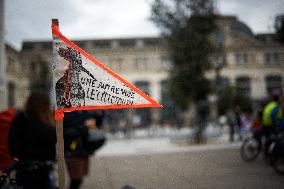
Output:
[4, 15, 284, 125]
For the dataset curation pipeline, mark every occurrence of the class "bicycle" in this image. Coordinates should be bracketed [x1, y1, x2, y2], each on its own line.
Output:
[0, 159, 57, 189]
[240, 129, 262, 162]
[268, 130, 284, 175]
[0, 159, 22, 189]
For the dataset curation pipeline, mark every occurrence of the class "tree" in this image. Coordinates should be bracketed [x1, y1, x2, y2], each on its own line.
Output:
[151, 0, 218, 143]
[217, 86, 253, 116]
[217, 86, 234, 116]
[274, 14, 284, 43]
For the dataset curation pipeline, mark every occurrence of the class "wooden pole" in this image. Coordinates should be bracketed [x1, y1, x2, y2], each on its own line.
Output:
[56, 120, 65, 189]
[52, 19, 66, 189]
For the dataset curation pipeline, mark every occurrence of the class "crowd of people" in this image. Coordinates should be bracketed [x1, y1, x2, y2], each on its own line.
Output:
[0, 91, 106, 189]
[1, 90, 283, 188]
[226, 93, 284, 153]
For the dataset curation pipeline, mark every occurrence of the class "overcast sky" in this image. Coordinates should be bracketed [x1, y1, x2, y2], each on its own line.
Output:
[4, 0, 284, 49]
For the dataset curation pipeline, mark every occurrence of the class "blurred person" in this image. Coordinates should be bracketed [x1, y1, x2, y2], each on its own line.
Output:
[195, 100, 210, 143]
[271, 96, 284, 129]
[226, 104, 241, 142]
[251, 110, 263, 145]
[0, 108, 17, 172]
[132, 114, 141, 128]
[262, 95, 281, 157]
[240, 111, 251, 138]
[148, 119, 160, 138]
[118, 119, 131, 139]
[8, 91, 56, 189]
[64, 110, 105, 189]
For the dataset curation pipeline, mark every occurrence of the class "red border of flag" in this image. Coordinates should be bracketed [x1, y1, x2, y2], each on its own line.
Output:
[52, 22, 162, 120]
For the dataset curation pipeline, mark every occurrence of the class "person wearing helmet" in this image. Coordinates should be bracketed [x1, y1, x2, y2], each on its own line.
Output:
[271, 96, 284, 129]
[262, 95, 281, 157]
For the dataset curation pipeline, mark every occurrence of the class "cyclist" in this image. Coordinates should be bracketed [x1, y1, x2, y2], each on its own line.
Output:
[271, 96, 284, 129]
[262, 95, 281, 157]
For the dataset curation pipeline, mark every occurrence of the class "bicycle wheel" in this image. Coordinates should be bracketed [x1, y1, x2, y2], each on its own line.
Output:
[270, 140, 284, 175]
[271, 156, 284, 175]
[240, 137, 261, 162]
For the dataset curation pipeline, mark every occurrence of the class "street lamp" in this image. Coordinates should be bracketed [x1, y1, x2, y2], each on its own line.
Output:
[209, 52, 225, 121]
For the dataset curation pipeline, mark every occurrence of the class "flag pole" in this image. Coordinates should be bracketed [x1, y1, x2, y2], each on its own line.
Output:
[52, 19, 66, 189]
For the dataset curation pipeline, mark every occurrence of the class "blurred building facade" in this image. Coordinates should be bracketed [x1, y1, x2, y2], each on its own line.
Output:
[0, 0, 6, 110]
[3, 15, 284, 125]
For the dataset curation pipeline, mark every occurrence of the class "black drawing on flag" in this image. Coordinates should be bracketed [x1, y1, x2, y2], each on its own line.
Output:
[55, 47, 96, 108]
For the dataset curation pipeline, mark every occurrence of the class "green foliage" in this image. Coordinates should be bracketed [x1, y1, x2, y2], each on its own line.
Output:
[274, 14, 284, 43]
[234, 94, 253, 114]
[217, 86, 253, 115]
[217, 86, 234, 115]
[151, 0, 218, 109]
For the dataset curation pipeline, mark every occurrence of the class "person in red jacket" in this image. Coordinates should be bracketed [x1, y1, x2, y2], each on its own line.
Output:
[0, 108, 16, 171]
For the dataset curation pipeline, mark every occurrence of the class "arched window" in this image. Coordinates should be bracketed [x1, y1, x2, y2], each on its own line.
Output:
[265, 75, 282, 95]
[235, 76, 251, 96]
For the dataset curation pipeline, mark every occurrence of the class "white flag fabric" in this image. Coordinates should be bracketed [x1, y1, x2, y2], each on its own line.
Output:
[51, 22, 161, 120]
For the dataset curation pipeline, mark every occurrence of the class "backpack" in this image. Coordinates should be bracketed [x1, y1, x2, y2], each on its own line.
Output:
[0, 108, 17, 171]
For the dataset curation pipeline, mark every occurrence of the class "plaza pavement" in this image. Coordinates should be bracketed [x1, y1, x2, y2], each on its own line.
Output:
[79, 138, 284, 189]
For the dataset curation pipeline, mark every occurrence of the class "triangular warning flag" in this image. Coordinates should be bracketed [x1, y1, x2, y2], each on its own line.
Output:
[51, 21, 162, 120]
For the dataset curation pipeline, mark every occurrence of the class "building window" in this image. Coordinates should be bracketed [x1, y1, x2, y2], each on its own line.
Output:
[134, 81, 151, 126]
[273, 53, 279, 62]
[218, 76, 230, 89]
[30, 62, 36, 73]
[22, 43, 34, 50]
[265, 75, 282, 95]
[21, 62, 29, 74]
[160, 80, 178, 121]
[144, 39, 161, 46]
[215, 30, 224, 44]
[235, 53, 248, 64]
[235, 76, 251, 96]
[265, 53, 271, 63]
[93, 40, 110, 48]
[264, 53, 279, 65]
[7, 82, 16, 107]
[6, 57, 15, 73]
[134, 81, 150, 95]
[136, 40, 144, 48]
[135, 57, 148, 70]
[75, 41, 85, 49]
[119, 40, 135, 48]
[41, 42, 52, 50]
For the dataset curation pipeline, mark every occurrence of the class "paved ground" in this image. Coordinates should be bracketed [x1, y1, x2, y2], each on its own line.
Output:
[80, 141, 284, 189]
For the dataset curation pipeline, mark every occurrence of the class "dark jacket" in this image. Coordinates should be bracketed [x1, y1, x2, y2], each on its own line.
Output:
[8, 111, 56, 162]
[63, 110, 105, 158]
[63, 111, 89, 158]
